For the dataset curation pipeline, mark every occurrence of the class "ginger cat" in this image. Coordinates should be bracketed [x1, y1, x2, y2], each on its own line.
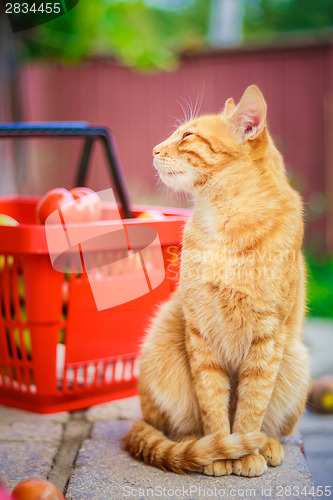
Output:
[123, 85, 310, 477]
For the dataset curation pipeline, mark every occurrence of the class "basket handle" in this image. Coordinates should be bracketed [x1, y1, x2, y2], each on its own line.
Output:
[0, 122, 134, 218]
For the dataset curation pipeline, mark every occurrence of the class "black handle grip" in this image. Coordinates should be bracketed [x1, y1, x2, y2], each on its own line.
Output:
[0, 122, 134, 218]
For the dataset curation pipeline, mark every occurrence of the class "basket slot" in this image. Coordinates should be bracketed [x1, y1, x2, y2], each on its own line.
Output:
[96, 362, 103, 385]
[133, 357, 139, 378]
[123, 359, 133, 381]
[4, 328, 14, 359]
[0, 364, 11, 388]
[29, 369, 36, 393]
[5, 365, 17, 389]
[121, 359, 127, 380]
[6, 327, 24, 362]
[11, 258, 23, 323]
[13, 327, 32, 362]
[71, 366, 79, 390]
[83, 365, 89, 387]
[1, 257, 13, 321]
[104, 362, 113, 383]
[19, 368, 27, 392]
[99, 254, 108, 280]
[12, 359, 23, 388]
[77, 366, 84, 388]
[100, 360, 108, 383]
[66, 367, 74, 389]
[114, 360, 124, 381]
[92, 363, 99, 386]
[102, 251, 111, 278]
[107, 252, 113, 276]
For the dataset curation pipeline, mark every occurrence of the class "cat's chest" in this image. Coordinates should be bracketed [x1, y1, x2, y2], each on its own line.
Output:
[181, 233, 253, 289]
[180, 237, 254, 367]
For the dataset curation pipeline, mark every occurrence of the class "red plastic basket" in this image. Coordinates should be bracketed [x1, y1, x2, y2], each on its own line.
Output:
[0, 197, 189, 413]
[0, 123, 190, 413]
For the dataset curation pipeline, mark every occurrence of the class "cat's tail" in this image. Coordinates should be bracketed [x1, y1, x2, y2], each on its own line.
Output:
[122, 420, 266, 474]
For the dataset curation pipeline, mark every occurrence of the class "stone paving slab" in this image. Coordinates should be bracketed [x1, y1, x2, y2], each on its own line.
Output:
[0, 442, 59, 491]
[0, 404, 69, 424]
[299, 433, 333, 456]
[66, 418, 316, 500]
[86, 397, 142, 422]
[298, 410, 333, 489]
[91, 420, 130, 440]
[0, 421, 63, 442]
[0, 405, 68, 492]
[302, 457, 333, 490]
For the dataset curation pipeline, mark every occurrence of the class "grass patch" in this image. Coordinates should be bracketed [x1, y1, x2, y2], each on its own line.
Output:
[305, 250, 333, 319]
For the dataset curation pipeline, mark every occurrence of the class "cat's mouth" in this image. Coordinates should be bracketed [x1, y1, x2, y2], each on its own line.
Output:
[157, 166, 186, 176]
[154, 157, 186, 176]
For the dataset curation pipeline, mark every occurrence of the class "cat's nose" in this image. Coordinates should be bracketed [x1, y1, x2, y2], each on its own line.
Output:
[153, 147, 160, 156]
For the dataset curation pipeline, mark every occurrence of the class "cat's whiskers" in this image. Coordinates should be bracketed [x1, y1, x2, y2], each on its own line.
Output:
[168, 115, 186, 131]
[176, 99, 189, 125]
[172, 91, 204, 130]
[193, 87, 204, 119]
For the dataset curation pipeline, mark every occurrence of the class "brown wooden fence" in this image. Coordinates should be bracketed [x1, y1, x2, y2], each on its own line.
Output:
[1, 37, 333, 249]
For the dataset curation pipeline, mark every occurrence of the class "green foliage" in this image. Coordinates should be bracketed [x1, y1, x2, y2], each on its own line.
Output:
[18, 0, 333, 70]
[19, 0, 210, 71]
[305, 251, 333, 319]
[244, 0, 333, 39]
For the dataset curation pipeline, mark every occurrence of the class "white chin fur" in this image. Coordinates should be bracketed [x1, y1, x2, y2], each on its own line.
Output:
[154, 157, 194, 191]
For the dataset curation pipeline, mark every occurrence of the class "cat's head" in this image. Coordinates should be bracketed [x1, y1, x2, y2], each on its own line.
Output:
[153, 85, 267, 194]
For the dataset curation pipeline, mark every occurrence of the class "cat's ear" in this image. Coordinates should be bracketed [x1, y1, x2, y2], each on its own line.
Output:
[231, 85, 267, 141]
[223, 98, 236, 117]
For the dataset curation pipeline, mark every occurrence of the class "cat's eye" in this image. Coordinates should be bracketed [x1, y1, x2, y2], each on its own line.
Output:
[182, 132, 194, 140]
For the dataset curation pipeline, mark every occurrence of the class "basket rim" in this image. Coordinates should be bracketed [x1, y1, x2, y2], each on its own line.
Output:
[0, 197, 191, 254]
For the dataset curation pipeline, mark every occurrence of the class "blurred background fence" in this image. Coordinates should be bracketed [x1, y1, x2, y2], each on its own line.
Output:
[1, 36, 332, 250]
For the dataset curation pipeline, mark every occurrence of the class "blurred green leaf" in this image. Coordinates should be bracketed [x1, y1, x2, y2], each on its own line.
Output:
[18, 0, 211, 71]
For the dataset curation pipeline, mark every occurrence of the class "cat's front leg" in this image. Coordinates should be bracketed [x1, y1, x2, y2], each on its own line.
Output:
[185, 323, 230, 436]
[232, 334, 284, 477]
[185, 324, 233, 476]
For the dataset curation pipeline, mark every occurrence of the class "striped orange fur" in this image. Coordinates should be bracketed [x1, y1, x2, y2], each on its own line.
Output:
[123, 85, 311, 477]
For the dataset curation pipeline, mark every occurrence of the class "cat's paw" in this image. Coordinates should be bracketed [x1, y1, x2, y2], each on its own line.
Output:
[260, 437, 284, 466]
[232, 453, 267, 477]
[203, 459, 233, 476]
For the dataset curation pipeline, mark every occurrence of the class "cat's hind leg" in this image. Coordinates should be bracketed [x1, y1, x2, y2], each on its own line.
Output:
[260, 339, 310, 466]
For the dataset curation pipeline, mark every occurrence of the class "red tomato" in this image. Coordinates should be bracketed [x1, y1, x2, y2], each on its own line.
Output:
[69, 187, 102, 222]
[11, 479, 65, 500]
[36, 188, 73, 224]
[36, 187, 102, 224]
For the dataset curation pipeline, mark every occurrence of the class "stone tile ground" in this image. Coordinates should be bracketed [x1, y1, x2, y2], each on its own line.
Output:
[0, 407, 68, 491]
[0, 397, 331, 500]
